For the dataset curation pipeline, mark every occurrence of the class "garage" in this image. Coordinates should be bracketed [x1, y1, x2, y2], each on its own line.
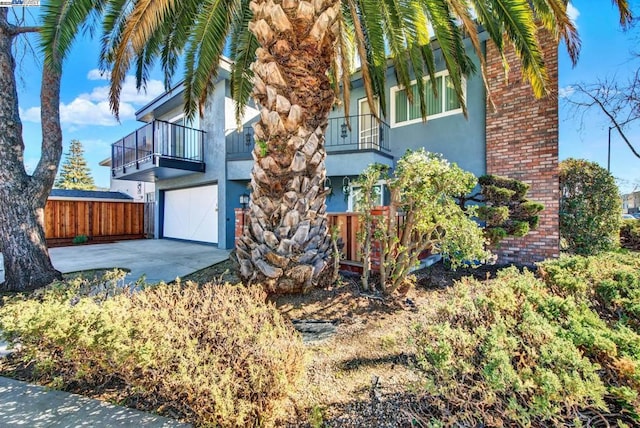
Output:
[163, 185, 218, 244]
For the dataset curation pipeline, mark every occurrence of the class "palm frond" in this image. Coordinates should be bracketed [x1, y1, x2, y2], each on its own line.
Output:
[159, 2, 200, 89]
[183, 0, 237, 119]
[612, 0, 633, 27]
[531, 0, 580, 64]
[229, 0, 257, 127]
[108, 0, 176, 118]
[488, 0, 547, 97]
[336, 5, 355, 122]
[41, 0, 104, 69]
[354, 0, 387, 117]
[346, 0, 378, 120]
[422, 0, 473, 117]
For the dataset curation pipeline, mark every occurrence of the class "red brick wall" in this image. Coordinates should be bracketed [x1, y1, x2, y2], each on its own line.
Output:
[234, 208, 248, 247]
[485, 31, 560, 264]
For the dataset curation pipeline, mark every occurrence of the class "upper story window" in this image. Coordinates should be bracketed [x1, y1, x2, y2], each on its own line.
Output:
[390, 71, 465, 127]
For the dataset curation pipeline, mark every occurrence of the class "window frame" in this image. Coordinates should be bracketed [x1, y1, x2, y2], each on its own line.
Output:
[389, 70, 466, 128]
[347, 180, 386, 212]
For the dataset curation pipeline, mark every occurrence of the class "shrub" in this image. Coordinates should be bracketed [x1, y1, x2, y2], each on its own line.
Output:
[412, 265, 640, 426]
[459, 174, 544, 244]
[621, 219, 640, 251]
[355, 150, 491, 294]
[72, 234, 89, 244]
[559, 159, 621, 255]
[539, 252, 640, 331]
[0, 278, 305, 427]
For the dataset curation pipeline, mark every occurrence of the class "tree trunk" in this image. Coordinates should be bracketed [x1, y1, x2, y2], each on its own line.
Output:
[236, 0, 341, 293]
[0, 9, 63, 291]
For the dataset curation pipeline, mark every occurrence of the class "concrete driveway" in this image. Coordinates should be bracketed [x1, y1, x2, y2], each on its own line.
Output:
[48, 239, 230, 284]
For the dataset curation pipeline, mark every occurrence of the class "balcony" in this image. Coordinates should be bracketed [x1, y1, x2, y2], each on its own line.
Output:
[111, 120, 206, 182]
[226, 114, 393, 179]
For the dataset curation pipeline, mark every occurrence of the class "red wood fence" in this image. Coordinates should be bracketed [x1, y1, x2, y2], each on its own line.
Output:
[45, 200, 145, 245]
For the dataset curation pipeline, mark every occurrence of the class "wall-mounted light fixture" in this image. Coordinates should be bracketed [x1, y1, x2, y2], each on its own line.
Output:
[340, 122, 348, 139]
[324, 177, 332, 192]
[342, 176, 351, 202]
[245, 130, 252, 146]
[239, 193, 250, 210]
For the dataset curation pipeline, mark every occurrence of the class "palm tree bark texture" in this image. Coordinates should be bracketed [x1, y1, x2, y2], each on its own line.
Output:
[235, 0, 340, 292]
[0, 8, 63, 291]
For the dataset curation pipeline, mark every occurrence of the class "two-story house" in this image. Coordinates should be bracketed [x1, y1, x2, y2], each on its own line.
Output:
[108, 33, 560, 265]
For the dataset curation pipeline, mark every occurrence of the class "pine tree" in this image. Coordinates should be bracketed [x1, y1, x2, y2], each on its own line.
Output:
[55, 140, 95, 190]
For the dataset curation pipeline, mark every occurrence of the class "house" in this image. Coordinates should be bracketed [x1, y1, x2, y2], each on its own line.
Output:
[107, 33, 559, 265]
[622, 191, 640, 214]
[99, 158, 155, 203]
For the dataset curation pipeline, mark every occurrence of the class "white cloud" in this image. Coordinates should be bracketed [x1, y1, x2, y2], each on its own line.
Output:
[87, 69, 111, 80]
[567, 3, 580, 28]
[22, 98, 137, 126]
[82, 75, 165, 105]
[559, 85, 575, 98]
[21, 71, 165, 127]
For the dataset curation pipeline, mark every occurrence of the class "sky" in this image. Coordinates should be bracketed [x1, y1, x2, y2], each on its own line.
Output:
[10, 2, 640, 192]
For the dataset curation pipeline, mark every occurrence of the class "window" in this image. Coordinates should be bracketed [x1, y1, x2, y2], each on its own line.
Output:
[390, 71, 464, 127]
[348, 182, 386, 212]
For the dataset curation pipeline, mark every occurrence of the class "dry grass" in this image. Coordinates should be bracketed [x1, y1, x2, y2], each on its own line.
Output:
[269, 279, 443, 427]
[182, 260, 517, 426]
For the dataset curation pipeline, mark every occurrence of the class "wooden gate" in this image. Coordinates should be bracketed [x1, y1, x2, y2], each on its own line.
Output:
[144, 201, 155, 238]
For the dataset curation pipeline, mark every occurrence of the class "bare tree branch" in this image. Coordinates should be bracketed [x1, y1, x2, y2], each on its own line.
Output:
[564, 78, 640, 160]
[9, 26, 40, 35]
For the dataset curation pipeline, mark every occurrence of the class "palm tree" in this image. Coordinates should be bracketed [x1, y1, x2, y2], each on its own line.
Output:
[42, 0, 631, 293]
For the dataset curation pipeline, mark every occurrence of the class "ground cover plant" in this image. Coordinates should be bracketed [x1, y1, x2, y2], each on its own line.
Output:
[411, 265, 640, 426]
[621, 219, 640, 251]
[0, 274, 304, 427]
[2, 251, 640, 427]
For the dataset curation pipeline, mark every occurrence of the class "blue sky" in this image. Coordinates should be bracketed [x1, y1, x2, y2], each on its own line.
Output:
[12, 2, 640, 192]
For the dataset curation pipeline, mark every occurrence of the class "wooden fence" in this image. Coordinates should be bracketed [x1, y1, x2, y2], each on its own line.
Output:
[45, 200, 145, 245]
[327, 212, 362, 264]
[235, 208, 407, 271]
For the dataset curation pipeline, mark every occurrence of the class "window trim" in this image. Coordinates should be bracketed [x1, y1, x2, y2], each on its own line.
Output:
[347, 180, 386, 212]
[389, 70, 466, 128]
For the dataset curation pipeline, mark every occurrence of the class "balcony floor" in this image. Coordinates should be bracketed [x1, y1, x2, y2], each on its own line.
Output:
[113, 155, 205, 182]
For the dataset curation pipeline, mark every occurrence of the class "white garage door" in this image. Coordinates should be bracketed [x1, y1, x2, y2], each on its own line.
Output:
[163, 185, 218, 244]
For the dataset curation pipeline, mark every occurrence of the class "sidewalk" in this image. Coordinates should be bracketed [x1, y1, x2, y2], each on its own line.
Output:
[0, 376, 189, 427]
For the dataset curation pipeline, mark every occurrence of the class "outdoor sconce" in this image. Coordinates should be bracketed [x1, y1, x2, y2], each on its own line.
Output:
[342, 176, 351, 202]
[324, 177, 332, 192]
[324, 177, 334, 201]
[245, 130, 252, 146]
[340, 122, 348, 139]
[239, 193, 250, 209]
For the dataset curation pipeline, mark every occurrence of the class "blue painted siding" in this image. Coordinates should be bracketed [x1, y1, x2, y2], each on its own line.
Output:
[328, 43, 486, 178]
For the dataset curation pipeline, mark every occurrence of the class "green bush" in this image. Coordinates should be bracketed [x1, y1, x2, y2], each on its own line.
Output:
[539, 252, 640, 331]
[559, 159, 621, 255]
[354, 150, 490, 294]
[412, 260, 640, 426]
[0, 278, 305, 427]
[621, 219, 640, 251]
[72, 234, 89, 244]
[458, 174, 544, 245]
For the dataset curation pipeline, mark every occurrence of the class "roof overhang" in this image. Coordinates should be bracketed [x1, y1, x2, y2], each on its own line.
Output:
[135, 57, 233, 122]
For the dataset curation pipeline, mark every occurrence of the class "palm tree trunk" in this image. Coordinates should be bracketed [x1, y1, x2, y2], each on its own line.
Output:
[236, 0, 341, 293]
[0, 9, 62, 291]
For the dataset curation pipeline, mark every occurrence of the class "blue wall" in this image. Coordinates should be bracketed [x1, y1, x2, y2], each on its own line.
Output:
[225, 41, 488, 246]
[328, 42, 486, 178]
